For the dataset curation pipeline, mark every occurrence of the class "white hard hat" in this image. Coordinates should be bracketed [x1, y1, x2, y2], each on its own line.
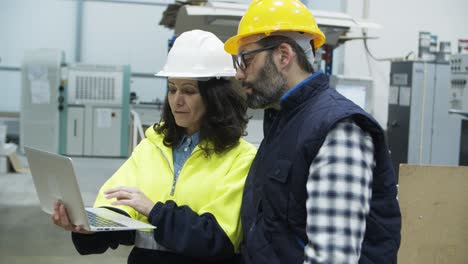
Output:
[155, 29, 236, 79]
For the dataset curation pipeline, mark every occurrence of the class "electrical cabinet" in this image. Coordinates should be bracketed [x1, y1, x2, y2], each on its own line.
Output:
[20, 49, 65, 153]
[449, 54, 468, 165]
[387, 61, 462, 174]
[450, 54, 468, 112]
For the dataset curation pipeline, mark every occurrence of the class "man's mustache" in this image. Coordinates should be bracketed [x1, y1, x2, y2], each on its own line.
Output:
[242, 82, 253, 89]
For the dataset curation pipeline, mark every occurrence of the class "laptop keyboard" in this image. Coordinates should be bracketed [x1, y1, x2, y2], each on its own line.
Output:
[86, 210, 126, 227]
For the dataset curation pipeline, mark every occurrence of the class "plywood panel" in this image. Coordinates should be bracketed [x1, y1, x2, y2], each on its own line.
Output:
[398, 164, 468, 264]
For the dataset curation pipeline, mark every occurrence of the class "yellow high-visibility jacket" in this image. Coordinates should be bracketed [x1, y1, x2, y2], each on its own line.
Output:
[90, 126, 256, 261]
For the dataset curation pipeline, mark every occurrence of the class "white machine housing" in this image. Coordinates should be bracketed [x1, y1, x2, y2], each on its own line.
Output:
[62, 64, 131, 157]
[20, 49, 65, 153]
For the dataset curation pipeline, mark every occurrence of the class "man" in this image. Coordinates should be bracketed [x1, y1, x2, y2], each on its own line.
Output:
[224, 0, 401, 263]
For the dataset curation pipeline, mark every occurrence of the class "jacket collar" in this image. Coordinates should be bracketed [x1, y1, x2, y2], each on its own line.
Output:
[280, 71, 329, 111]
[145, 126, 215, 154]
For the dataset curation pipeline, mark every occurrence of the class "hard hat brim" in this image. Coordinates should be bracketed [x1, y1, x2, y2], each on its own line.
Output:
[154, 71, 236, 79]
[224, 30, 326, 55]
[225, 32, 252, 55]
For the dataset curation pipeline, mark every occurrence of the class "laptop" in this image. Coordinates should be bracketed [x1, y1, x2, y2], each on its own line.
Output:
[24, 146, 156, 232]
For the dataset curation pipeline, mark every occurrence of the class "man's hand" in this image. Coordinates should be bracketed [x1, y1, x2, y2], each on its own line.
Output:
[51, 201, 94, 234]
[104, 186, 155, 216]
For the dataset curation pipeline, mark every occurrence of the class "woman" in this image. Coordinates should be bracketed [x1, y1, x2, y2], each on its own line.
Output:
[52, 30, 256, 264]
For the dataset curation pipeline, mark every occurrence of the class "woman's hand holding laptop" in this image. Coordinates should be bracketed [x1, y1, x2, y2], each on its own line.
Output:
[52, 201, 94, 235]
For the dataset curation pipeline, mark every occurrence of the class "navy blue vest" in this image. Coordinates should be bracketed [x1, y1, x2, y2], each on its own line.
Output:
[241, 73, 401, 264]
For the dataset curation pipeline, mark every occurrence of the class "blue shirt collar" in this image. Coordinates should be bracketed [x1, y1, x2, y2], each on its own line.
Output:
[177, 131, 200, 149]
[280, 70, 323, 103]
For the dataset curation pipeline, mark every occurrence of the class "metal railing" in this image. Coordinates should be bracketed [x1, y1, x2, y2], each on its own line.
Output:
[130, 110, 145, 151]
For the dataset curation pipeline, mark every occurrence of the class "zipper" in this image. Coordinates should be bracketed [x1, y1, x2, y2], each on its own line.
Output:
[158, 145, 203, 196]
[156, 146, 176, 195]
[170, 148, 203, 196]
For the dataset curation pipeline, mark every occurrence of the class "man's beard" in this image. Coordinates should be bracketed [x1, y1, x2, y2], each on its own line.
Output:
[243, 54, 287, 109]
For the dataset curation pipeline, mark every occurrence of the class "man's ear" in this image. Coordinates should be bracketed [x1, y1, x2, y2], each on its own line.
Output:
[277, 43, 295, 68]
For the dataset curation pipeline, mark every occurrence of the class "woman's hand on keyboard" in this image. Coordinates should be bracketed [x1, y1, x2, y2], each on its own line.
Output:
[104, 186, 155, 217]
[51, 201, 94, 235]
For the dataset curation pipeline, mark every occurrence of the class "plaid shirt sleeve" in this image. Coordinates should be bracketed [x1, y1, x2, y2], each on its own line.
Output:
[304, 120, 375, 264]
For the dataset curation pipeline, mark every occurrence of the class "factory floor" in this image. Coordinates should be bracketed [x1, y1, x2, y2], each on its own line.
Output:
[0, 155, 132, 263]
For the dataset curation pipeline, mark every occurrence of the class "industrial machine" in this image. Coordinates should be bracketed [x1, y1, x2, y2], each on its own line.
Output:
[386, 61, 462, 174]
[449, 53, 468, 165]
[20, 50, 131, 157]
[60, 64, 131, 157]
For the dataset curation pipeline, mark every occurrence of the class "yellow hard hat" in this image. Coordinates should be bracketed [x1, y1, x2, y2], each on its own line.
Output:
[224, 0, 326, 55]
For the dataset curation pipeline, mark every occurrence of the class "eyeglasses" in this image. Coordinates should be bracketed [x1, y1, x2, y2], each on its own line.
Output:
[232, 44, 279, 71]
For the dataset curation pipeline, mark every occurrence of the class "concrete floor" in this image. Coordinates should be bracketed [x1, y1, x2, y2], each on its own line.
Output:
[0, 155, 133, 263]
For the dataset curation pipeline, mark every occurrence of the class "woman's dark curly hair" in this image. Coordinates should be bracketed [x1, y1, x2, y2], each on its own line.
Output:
[154, 78, 248, 156]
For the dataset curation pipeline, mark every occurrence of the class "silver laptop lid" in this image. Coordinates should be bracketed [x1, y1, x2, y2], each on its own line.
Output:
[24, 146, 90, 229]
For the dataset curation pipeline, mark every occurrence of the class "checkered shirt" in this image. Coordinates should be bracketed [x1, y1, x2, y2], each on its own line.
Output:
[304, 120, 375, 264]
